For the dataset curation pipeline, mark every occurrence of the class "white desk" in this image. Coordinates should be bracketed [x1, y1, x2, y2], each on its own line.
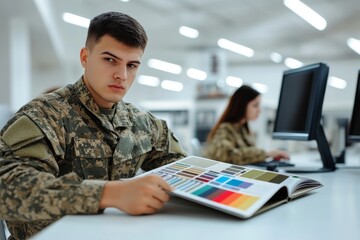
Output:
[285, 148, 360, 169]
[31, 165, 360, 240]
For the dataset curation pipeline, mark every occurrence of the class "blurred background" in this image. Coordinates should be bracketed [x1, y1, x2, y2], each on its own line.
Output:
[1, 0, 360, 156]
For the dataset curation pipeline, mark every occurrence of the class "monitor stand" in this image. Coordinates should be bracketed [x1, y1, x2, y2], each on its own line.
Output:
[334, 118, 348, 164]
[284, 125, 337, 174]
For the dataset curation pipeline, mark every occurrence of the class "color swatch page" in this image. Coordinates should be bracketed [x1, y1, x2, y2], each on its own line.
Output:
[146, 156, 293, 218]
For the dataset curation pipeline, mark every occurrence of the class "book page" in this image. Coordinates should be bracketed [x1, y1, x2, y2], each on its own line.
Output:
[281, 174, 322, 199]
[142, 156, 296, 218]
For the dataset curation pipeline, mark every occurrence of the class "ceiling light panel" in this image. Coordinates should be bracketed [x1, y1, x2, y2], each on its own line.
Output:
[62, 12, 90, 28]
[284, 57, 303, 69]
[137, 75, 160, 87]
[283, 0, 327, 31]
[179, 26, 199, 38]
[186, 68, 207, 80]
[252, 83, 268, 93]
[225, 76, 243, 88]
[217, 38, 254, 57]
[328, 76, 347, 89]
[161, 80, 183, 92]
[147, 59, 182, 74]
[347, 38, 360, 55]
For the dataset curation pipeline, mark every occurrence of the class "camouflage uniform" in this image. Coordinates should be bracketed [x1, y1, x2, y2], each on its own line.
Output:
[0, 78, 187, 239]
[203, 122, 265, 165]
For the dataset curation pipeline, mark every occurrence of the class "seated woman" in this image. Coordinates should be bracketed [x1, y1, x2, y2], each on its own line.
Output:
[203, 85, 289, 165]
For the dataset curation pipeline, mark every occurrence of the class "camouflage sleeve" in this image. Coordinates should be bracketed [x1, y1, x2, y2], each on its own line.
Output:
[141, 116, 187, 171]
[203, 125, 266, 165]
[0, 115, 105, 222]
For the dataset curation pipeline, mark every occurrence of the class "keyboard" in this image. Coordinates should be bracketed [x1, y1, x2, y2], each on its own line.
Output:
[250, 159, 295, 168]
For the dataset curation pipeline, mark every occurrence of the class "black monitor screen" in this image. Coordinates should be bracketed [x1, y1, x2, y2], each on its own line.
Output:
[273, 63, 328, 140]
[272, 63, 336, 172]
[349, 70, 360, 142]
[274, 70, 313, 133]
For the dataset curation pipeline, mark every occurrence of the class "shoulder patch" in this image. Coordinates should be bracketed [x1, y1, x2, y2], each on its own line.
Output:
[2, 115, 43, 147]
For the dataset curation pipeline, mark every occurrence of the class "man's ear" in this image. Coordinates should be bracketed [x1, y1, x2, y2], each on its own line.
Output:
[80, 47, 89, 67]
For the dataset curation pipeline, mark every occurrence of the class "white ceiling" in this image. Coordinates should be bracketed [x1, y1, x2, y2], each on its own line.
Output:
[1, 0, 360, 110]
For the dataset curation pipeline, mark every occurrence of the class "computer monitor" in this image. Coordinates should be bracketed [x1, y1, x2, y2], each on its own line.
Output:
[272, 62, 336, 173]
[348, 70, 360, 142]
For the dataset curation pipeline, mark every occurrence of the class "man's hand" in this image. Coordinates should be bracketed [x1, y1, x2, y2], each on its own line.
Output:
[99, 175, 172, 215]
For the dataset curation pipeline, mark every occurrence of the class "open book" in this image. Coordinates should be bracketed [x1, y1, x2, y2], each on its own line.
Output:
[141, 156, 322, 219]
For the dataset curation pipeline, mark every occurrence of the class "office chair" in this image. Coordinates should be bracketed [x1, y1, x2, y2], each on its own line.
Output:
[0, 220, 6, 240]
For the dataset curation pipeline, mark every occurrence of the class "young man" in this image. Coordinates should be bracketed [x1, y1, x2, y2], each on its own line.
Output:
[0, 12, 187, 239]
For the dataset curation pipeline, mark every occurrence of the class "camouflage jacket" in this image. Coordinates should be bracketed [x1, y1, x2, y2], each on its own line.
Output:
[0, 78, 187, 239]
[202, 122, 265, 164]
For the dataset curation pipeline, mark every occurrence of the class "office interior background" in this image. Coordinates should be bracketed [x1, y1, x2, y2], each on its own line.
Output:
[1, 0, 360, 158]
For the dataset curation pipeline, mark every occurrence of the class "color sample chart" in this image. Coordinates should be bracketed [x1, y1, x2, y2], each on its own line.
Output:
[179, 157, 289, 185]
[240, 169, 289, 184]
[155, 162, 260, 211]
[192, 184, 259, 211]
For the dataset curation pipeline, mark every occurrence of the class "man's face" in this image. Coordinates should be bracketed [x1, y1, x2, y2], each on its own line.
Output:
[80, 35, 144, 109]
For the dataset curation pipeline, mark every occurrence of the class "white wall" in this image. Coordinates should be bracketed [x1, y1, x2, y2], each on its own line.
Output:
[0, 21, 10, 105]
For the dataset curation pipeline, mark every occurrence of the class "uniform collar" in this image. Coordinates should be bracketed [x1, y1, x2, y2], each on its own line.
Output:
[233, 122, 244, 130]
[74, 77, 133, 129]
[113, 101, 133, 128]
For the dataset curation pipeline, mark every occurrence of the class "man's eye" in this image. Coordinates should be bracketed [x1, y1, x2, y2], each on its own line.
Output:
[104, 58, 114, 62]
[128, 64, 138, 68]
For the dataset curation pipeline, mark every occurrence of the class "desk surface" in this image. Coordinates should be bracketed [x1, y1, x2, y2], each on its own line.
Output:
[31, 157, 360, 240]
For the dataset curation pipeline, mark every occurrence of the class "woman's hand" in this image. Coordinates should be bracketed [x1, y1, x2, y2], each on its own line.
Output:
[266, 149, 290, 160]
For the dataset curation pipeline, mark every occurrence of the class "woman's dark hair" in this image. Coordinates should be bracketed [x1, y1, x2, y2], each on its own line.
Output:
[85, 11, 148, 50]
[206, 85, 260, 141]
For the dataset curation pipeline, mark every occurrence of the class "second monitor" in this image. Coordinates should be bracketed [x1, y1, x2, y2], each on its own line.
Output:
[348, 70, 360, 142]
[272, 62, 336, 173]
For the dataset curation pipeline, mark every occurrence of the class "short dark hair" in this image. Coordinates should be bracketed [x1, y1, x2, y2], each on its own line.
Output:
[85, 11, 148, 50]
